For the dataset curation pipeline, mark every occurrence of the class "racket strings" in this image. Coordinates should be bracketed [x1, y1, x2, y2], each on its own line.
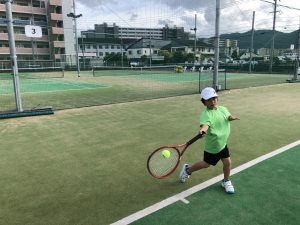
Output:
[148, 148, 179, 177]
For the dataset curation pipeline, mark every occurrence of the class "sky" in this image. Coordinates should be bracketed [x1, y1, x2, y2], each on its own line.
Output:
[75, 0, 300, 37]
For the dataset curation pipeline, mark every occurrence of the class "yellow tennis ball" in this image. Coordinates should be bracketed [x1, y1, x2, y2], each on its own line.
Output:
[162, 149, 170, 158]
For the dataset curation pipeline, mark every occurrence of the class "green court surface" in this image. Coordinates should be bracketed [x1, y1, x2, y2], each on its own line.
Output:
[115, 71, 227, 83]
[0, 79, 107, 94]
[128, 143, 300, 225]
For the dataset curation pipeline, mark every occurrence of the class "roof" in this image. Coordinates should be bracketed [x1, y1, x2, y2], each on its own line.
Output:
[126, 38, 172, 50]
[161, 39, 213, 50]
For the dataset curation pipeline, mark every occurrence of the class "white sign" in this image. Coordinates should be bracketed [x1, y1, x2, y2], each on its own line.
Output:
[290, 44, 294, 50]
[25, 25, 42, 38]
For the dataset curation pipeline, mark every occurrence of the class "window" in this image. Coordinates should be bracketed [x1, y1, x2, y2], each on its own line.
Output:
[137, 50, 141, 54]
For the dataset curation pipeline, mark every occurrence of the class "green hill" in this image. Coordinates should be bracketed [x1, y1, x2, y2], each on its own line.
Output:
[220, 29, 299, 49]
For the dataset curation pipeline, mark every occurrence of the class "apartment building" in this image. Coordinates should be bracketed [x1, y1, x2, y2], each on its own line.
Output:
[0, 0, 73, 68]
[82, 23, 190, 40]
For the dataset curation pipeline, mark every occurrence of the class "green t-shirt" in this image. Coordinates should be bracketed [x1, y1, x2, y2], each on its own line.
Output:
[199, 106, 231, 154]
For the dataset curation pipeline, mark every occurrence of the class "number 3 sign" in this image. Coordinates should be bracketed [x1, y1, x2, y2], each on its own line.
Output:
[25, 25, 42, 38]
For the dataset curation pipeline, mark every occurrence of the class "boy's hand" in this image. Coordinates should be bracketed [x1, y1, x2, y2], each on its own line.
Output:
[228, 115, 240, 121]
[199, 124, 209, 134]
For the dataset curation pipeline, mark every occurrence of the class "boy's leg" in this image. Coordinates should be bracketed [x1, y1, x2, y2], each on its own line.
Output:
[179, 160, 209, 183]
[221, 157, 235, 194]
[221, 157, 231, 180]
[188, 160, 210, 173]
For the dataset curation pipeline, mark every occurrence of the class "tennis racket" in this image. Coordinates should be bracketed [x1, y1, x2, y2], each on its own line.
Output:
[147, 132, 205, 179]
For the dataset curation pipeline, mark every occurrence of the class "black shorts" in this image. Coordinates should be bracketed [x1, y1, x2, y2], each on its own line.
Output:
[204, 145, 230, 166]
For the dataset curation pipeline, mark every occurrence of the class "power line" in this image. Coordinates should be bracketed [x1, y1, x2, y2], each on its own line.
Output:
[259, 0, 300, 11]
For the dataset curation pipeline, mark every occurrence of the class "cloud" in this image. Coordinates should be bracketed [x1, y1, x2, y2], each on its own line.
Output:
[76, 0, 298, 36]
[158, 19, 174, 26]
[77, 0, 115, 8]
[129, 14, 138, 22]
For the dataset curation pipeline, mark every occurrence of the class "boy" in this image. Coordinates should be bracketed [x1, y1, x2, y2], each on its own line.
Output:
[179, 87, 239, 194]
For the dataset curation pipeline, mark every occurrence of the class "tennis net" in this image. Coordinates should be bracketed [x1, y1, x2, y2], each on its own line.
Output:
[92, 65, 177, 76]
[0, 67, 64, 80]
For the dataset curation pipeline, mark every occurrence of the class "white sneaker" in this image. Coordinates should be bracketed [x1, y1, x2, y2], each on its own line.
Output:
[221, 180, 235, 194]
[179, 164, 190, 183]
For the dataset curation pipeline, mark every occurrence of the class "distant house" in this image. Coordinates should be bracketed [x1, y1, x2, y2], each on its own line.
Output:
[125, 39, 171, 62]
[161, 39, 214, 63]
[240, 52, 259, 60]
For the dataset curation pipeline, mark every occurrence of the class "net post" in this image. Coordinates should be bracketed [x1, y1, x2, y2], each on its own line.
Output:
[198, 68, 201, 93]
[224, 69, 227, 90]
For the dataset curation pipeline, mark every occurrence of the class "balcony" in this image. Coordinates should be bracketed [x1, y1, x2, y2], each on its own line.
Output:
[0, 4, 5, 12]
[51, 27, 64, 35]
[15, 33, 49, 42]
[0, 47, 10, 54]
[53, 41, 65, 48]
[11, 5, 46, 15]
[49, 0, 62, 7]
[54, 54, 62, 60]
[50, 13, 63, 21]
[0, 47, 50, 55]
[0, 33, 49, 42]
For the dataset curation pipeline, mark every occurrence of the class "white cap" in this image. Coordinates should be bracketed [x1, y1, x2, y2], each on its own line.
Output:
[201, 87, 218, 100]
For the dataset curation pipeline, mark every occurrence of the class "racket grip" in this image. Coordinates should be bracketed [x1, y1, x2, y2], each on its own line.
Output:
[186, 132, 205, 146]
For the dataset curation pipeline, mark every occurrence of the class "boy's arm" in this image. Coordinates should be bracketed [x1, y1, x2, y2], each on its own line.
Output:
[228, 115, 240, 121]
[199, 124, 209, 134]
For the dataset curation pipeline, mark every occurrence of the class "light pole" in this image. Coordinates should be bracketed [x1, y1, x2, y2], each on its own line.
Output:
[269, 0, 278, 73]
[191, 14, 197, 66]
[5, 0, 23, 112]
[213, 0, 220, 91]
[67, 0, 82, 77]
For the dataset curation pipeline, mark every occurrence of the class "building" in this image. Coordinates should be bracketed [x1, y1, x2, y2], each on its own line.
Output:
[126, 39, 171, 61]
[0, 0, 73, 68]
[205, 38, 238, 57]
[162, 39, 214, 64]
[78, 37, 136, 66]
[82, 23, 190, 40]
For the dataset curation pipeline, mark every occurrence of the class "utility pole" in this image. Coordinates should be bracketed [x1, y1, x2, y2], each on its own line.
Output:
[249, 11, 255, 73]
[121, 29, 123, 68]
[191, 14, 197, 66]
[213, 0, 220, 90]
[5, 0, 23, 112]
[294, 18, 300, 81]
[149, 32, 152, 69]
[269, 0, 278, 73]
[81, 35, 85, 69]
[67, 0, 82, 77]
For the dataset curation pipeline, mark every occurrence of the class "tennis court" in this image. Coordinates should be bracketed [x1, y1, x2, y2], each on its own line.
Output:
[0, 84, 299, 225]
[114, 141, 300, 225]
[0, 79, 107, 95]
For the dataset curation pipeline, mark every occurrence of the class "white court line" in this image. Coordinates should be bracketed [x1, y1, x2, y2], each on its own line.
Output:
[111, 140, 300, 225]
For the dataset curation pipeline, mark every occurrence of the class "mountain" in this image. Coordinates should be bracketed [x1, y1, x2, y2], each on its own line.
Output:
[220, 29, 299, 50]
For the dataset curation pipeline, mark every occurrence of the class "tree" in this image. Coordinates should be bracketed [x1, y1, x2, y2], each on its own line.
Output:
[141, 55, 148, 65]
[231, 50, 239, 60]
[185, 53, 194, 63]
[173, 51, 185, 63]
[158, 50, 172, 63]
